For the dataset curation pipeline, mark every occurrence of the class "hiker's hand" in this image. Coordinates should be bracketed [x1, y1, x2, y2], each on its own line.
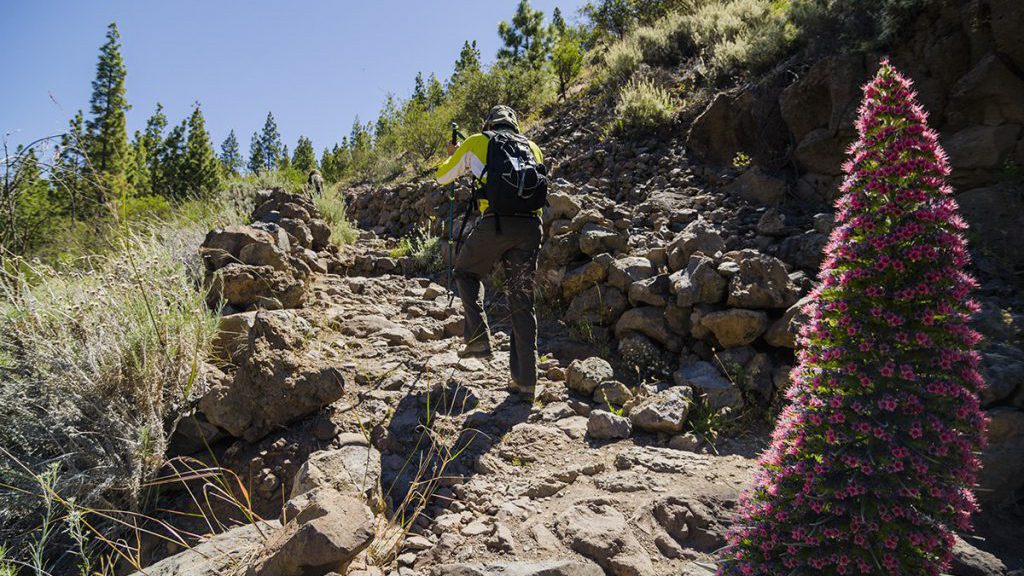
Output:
[447, 142, 458, 155]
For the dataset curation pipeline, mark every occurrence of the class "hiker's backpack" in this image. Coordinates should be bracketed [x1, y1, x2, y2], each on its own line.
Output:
[481, 130, 548, 215]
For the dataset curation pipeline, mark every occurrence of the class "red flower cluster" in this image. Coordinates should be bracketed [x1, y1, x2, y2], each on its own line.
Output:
[718, 61, 987, 575]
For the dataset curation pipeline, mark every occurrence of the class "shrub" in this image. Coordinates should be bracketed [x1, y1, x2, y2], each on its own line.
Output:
[314, 185, 359, 246]
[0, 223, 219, 554]
[634, 11, 693, 66]
[612, 77, 677, 134]
[601, 37, 643, 85]
[684, 0, 797, 81]
[718, 61, 986, 575]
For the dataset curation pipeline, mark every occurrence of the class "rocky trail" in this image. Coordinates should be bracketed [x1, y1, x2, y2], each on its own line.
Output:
[132, 5, 1024, 571]
[132, 182, 1021, 576]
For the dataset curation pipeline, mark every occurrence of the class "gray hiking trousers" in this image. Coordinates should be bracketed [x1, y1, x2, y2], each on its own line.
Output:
[454, 214, 543, 388]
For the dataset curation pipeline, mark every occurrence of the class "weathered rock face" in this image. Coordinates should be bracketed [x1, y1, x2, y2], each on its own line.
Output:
[567, 357, 615, 395]
[674, 361, 742, 410]
[126, 521, 283, 576]
[555, 498, 654, 576]
[587, 410, 633, 439]
[290, 440, 382, 503]
[200, 311, 345, 442]
[630, 386, 693, 433]
[246, 487, 375, 576]
[201, 189, 341, 312]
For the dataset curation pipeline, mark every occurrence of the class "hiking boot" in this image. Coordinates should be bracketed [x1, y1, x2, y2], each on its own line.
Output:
[458, 340, 492, 358]
[508, 377, 536, 399]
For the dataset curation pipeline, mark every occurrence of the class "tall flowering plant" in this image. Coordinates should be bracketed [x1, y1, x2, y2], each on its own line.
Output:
[718, 61, 987, 575]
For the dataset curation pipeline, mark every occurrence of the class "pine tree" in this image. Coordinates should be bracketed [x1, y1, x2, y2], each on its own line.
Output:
[551, 7, 567, 36]
[498, 0, 550, 68]
[127, 131, 151, 195]
[155, 120, 186, 199]
[279, 145, 291, 171]
[140, 104, 167, 194]
[85, 22, 131, 201]
[57, 111, 89, 220]
[259, 112, 282, 172]
[182, 102, 221, 198]
[376, 95, 400, 142]
[292, 136, 317, 173]
[425, 73, 445, 111]
[219, 130, 242, 176]
[320, 147, 337, 182]
[451, 40, 482, 88]
[718, 61, 986, 576]
[248, 131, 265, 174]
[412, 72, 427, 105]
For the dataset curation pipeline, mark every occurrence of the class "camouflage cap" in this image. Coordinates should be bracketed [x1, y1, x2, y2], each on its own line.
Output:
[482, 105, 520, 133]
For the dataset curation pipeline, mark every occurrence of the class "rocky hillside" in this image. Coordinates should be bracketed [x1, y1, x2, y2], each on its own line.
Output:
[125, 1, 1024, 575]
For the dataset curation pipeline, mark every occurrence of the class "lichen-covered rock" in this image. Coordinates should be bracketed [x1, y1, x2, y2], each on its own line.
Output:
[567, 357, 615, 395]
[630, 386, 693, 433]
[587, 410, 633, 440]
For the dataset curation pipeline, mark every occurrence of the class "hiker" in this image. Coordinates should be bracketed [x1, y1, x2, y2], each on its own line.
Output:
[436, 105, 548, 398]
[307, 168, 325, 198]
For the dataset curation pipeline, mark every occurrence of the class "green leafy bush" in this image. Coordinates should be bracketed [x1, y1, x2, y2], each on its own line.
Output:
[612, 77, 677, 133]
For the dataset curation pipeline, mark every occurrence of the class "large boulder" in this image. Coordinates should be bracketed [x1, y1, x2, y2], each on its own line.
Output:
[946, 52, 1024, 129]
[562, 255, 612, 301]
[793, 128, 849, 176]
[614, 307, 679, 351]
[199, 312, 345, 442]
[991, 0, 1024, 71]
[666, 218, 725, 271]
[291, 441, 382, 502]
[579, 223, 628, 257]
[764, 296, 813, 349]
[554, 498, 654, 576]
[565, 284, 629, 326]
[957, 186, 1024, 273]
[671, 254, 726, 307]
[724, 166, 786, 205]
[588, 410, 633, 440]
[126, 521, 282, 576]
[630, 386, 693, 433]
[699, 309, 769, 348]
[205, 263, 308, 310]
[246, 488, 375, 576]
[726, 252, 800, 309]
[607, 256, 654, 292]
[674, 361, 742, 410]
[628, 274, 672, 307]
[945, 124, 1021, 187]
[567, 357, 615, 395]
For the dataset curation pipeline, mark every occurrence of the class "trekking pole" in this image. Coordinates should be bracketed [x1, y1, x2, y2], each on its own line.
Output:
[446, 122, 464, 302]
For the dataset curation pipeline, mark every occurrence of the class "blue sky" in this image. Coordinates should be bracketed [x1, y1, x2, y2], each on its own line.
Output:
[2, 0, 588, 154]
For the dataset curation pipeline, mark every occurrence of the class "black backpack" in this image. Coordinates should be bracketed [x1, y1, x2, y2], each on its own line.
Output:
[480, 130, 548, 215]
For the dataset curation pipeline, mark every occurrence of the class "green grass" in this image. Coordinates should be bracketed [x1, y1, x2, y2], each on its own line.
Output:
[0, 218, 220, 557]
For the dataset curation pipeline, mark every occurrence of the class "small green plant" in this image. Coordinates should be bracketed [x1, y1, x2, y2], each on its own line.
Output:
[686, 398, 726, 452]
[602, 390, 625, 416]
[611, 77, 677, 134]
[731, 151, 752, 169]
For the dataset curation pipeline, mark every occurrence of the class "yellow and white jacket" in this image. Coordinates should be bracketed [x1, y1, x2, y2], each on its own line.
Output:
[435, 132, 544, 214]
